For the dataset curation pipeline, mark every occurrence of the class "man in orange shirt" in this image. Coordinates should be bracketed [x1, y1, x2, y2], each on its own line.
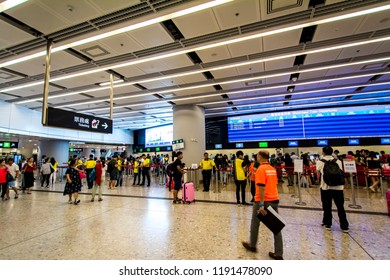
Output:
[242, 150, 284, 260]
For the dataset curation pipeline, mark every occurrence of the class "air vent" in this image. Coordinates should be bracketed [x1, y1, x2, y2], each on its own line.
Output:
[287, 86, 295, 92]
[355, 86, 366, 92]
[232, 107, 237, 111]
[294, 55, 306, 66]
[267, 0, 304, 14]
[285, 95, 292, 99]
[213, 85, 223, 91]
[203, 71, 214, 80]
[161, 19, 184, 41]
[290, 73, 300, 82]
[245, 80, 262, 86]
[283, 102, 289, 106]
[133, 83, 147, 90]
[221, 94, 229, 99]
[168, 101, 176, 106]
[344, 95, 352, 100]
[308, 0, 325, 8]
[299, 26, 317, 43]
[187, 52, 202, 64]
[368, 74, 383, 82]
[227, 101, 234, 105]
[153, 94, 164, 99]
[81, 45, 110, 58]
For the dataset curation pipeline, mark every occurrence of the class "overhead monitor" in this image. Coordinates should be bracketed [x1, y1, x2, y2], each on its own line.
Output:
[317, 140, 328, 146]
[227, 104, 390, 142]
[348, 139, 360, 145]
[381, 138, 390, 144]
[236, 143, 244, 148]
[288, 141, 299, 147]
[145, 124, 173, 147]
[215, 144, 222, 149]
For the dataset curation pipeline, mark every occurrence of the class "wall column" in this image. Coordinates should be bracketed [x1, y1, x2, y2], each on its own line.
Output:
[39, 140, 69, 166]
[173, 105, 205, 166]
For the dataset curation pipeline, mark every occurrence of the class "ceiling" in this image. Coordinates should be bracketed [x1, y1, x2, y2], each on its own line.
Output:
[0, 0, 390, 131]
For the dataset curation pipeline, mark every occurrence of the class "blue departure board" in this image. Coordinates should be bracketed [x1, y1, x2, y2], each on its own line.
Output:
[227, 105, 390, 142]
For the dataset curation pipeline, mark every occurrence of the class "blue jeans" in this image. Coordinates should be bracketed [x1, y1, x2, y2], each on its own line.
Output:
[249, 201, 283, 257]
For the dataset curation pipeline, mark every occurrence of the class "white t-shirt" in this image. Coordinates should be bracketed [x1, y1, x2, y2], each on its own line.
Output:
[316, 155, 344, 191]
[7, 163, 19, 179]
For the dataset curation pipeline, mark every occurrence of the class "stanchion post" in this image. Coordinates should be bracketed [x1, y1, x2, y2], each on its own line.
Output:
[295, 172, 307, 206]
[348, 173, 362, 209]
[291, 171, 299, 198]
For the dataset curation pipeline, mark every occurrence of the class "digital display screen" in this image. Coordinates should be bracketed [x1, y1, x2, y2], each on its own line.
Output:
[288, 141, 299, 147]
[215, 144, 222, 149]
[236, 143, 244, 148]
[348, 139, 360, 145]
[317, 140, 328, 146]
[381, 138, 390, 144]
[259, 142, 268, 148]
[156, 147, 160, 152]
[227, 105, 390, 142]
[145, 125, 173, 147]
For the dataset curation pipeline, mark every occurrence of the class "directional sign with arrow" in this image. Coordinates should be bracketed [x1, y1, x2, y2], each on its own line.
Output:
[47, 107, 113, 134]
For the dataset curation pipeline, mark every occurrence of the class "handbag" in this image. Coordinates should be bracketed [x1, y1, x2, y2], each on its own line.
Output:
[6, 172, 15, 182]
[79, 171, 86, 179]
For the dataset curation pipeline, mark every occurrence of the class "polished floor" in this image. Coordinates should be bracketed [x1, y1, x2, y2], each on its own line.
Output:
[0, 174, 389, 260]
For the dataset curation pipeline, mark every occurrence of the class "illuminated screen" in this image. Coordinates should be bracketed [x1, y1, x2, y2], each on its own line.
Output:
[228, 105, 390, 142]
[145, 125, 173, 147]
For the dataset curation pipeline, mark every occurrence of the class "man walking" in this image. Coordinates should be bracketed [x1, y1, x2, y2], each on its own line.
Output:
[242, 150, 284, 260]
[317, 146, 349, 233]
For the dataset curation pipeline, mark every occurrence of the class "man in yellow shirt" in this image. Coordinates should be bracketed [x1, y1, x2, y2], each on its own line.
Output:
[132, 157, 141, 185]
[140, 154, 151, 187]
[116, 154, 124, 187]
[199, 152, 215, 192]
[234, 150, 249, 206]
[84, 154, 97, 189]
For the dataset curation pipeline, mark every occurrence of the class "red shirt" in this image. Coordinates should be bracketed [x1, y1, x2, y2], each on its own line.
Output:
[95, 162, 103, 185]
[0, 166, 8, 183]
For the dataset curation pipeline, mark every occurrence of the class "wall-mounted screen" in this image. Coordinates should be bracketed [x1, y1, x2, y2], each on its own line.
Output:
[145, 125, 173, 147]
[215, 144, 222, 149]
[381, 138, 390, 144]
[317, 140, 328, 146]
[227, 105, 390, 142]
[288, 141, 299, 147]
[348, 139, 360, 145]
[236, 143, 244, 148]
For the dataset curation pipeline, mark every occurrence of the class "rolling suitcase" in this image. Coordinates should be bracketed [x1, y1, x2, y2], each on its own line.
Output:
[386, 190, 390, 217]
[182, 182, 195, 204]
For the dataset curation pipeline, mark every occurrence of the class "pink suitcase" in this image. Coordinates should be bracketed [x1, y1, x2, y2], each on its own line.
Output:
[182, 182, 195, 204]
[386, 190, 390, 217]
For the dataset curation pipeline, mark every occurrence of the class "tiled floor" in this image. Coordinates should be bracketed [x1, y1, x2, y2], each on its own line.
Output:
[0, 175, 389, 260]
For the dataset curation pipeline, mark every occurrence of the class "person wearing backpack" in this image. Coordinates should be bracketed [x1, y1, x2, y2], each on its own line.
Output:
[316, 146, 349, 233]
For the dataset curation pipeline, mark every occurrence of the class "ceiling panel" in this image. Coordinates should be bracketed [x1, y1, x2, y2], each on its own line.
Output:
[128, 25, 174, 48]
[356, 11, 390, 34]
[54, 71, 111, 88]
[86, 0, 140, 14]
[173, 9, 220, 39]
[264, 57, 296, 71]
[159, 55, 194, 69]
[298, 69, 329, 81]
[263, 29, 302, 52]
[6, 1, 69, 34]
[96, 33, 143, 56]
[236, 63, 265, 76]
[337, 42, 382, 60]
[213, 0, 260, 30]
[211, 68, 239, 79]
[227, 38, 263, 57]
[178, 73, 206, 84]
[0, 21, 36, 49]
[313, 17, 363, 42]
[260, 0, 309, 20]
[196, 45, 232, 63]
[5, 84, 59, 98]
[304, 49, 342, 65]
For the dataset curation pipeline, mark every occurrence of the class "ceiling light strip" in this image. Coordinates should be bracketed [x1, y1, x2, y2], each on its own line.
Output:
[205, 96, 390, 117]
[3, 4, 390, 93]
[0, 0, 232, 68]
[9, 34, 390, 102]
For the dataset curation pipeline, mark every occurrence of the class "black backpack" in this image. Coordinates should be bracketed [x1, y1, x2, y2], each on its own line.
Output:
[321, 159, 345, 186]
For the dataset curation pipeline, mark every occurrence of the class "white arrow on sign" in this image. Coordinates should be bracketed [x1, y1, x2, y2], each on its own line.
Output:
[102, 123, 108, 129]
